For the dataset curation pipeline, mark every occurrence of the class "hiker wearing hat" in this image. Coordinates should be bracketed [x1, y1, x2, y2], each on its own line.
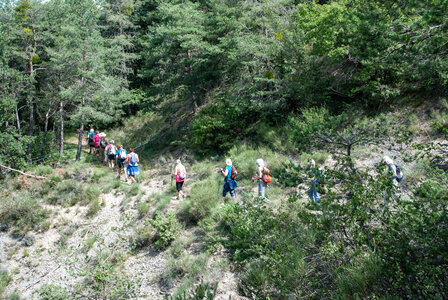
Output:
[382, 155, 404, 186]
[172, 159, 186, 200]
[105, 140, 117, 169]
[252, 158, 270, 201]
[88, 129, 95, 154]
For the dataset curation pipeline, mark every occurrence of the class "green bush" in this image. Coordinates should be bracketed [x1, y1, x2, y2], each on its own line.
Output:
[0, 193, 49, 237]
[149, 212, 181, 250]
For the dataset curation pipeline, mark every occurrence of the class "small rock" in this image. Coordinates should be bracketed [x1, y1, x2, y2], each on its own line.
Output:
[22, 233, 35, 247]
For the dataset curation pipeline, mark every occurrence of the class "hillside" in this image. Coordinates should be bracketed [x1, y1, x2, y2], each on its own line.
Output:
[1, 0, 448, 299]
[1, 102, 448, 299]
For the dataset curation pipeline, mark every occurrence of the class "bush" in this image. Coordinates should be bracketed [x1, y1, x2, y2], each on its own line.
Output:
[149, 212, 181, 250]
[0, 193, 49, 236]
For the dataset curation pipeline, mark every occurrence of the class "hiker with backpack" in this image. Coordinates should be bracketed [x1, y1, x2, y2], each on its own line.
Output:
[126, 148, 139, 183]
[116, 144, 127, 180]
[93, 132, 101, 154]
[105, 140, 117, 169]
[172, 159, 186, 200]
[383, 156, 404, 186]
[98, 132, 107, 164]
[308, 159, 320, 204]
[252, 158, 271, 201]
[88, 129, 95, 154]
[220, 158, 238, 204]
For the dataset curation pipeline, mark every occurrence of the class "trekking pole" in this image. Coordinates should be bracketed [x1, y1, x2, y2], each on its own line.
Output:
[217, 173, 222, 195]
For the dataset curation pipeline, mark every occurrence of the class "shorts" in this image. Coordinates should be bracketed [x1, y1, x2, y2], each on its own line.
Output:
[108, 154, 116, 161]
[222, 179, 237, 197]
[176, 181, 184, 192]
[117, 158, 126, 168]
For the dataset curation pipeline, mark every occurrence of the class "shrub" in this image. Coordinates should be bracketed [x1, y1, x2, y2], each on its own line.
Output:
[0, 194, 49, 237]
[149, 212, 181, 250]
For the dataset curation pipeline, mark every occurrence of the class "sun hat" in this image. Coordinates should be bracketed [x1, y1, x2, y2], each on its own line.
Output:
[99, 132, 106, 137]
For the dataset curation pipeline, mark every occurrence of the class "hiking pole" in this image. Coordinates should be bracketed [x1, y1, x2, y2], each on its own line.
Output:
[217, 173, 222, 195]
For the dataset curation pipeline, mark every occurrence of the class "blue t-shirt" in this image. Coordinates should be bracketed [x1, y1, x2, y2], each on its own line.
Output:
[88, 132, 95, 140]
[225, 165, 233, 180]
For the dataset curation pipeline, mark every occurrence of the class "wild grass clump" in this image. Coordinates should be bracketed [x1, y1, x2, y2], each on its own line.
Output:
[86, 198, 102, 218]
[38, 284, 70, 300]
[0, 194, 49, 237]
[0, 269, 11, 299]
[335, 253, 384, 299]
[34, 165, 54, 176]
[137, 199, 151, 219]
[180, 177, 218, 223]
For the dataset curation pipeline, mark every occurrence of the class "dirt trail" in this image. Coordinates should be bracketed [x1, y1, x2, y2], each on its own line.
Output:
[1, 166, 244, 299]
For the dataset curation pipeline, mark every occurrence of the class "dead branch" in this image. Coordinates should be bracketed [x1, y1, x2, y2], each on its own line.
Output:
[0, 164, 46, 179]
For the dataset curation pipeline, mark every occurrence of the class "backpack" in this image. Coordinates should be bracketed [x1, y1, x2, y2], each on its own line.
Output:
[100, 137, 107, 148]
[108, 145, 116, 156]
[262, 167, 271, 184]
[88, 133, 94, 142]
[179, 170, 186, 180]
[129, 153, 138, 166]
[119, 148, 127, 160]
[231, 166, 236, 180]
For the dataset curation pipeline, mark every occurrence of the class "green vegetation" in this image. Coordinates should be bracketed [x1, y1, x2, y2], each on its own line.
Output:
[1, 0, 448, 298]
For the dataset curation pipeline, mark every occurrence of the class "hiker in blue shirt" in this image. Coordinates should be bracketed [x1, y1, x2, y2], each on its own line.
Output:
[116, 144, 127, 180]
[383, 155, 404, 186]
[88, 129, 95, 154]
[126, 148, 139, 183]
[220, 158, 238, 204]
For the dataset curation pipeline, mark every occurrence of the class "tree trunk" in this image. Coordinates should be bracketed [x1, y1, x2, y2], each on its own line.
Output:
[15, 106, 22, 135]
[41, 109, 50, 157]
[59, 101, 64, 156]
[347, 144, 352, 157]
[76, 77, 86, 161]
[27, 100, 34, 163]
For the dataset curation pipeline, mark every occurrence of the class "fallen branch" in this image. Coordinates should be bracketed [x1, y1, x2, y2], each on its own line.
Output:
[0, 164, 46, 179]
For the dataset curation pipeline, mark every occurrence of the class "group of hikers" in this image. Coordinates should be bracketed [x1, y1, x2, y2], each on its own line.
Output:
[87, 128, 404, 202]
[88, 129, 140, 183]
